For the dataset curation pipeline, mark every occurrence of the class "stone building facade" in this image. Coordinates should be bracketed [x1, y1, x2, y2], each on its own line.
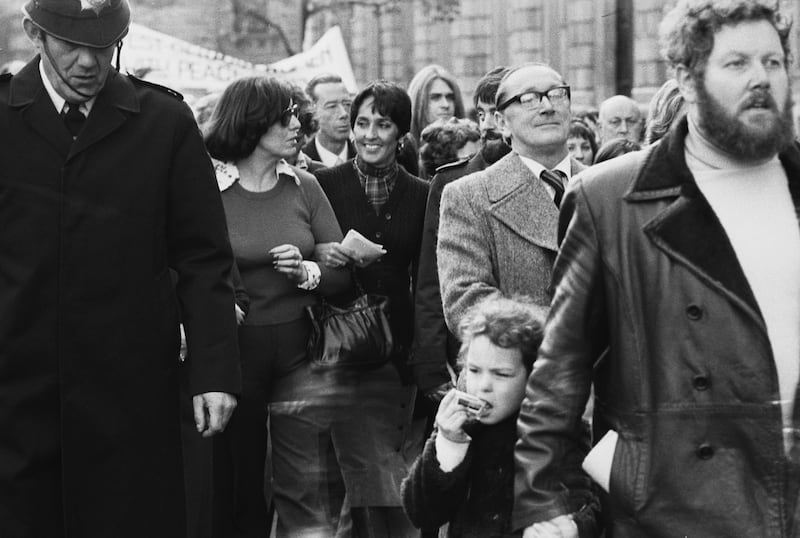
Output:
[307, 0, 800, 108]
[1, 0, 799, 109]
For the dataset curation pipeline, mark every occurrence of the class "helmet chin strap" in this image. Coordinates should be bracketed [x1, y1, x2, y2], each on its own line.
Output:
[115, 40, 123, 72]
[41, 33, 99, 102]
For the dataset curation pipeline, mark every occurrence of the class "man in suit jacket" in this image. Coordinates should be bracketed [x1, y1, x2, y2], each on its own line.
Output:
[0, 1, 240, 537]
[438, 63, 585, 332]
[303, 73, 356, 167]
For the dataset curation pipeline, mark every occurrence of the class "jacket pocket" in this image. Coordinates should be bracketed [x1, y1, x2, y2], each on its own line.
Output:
[608, 432, 649, 516]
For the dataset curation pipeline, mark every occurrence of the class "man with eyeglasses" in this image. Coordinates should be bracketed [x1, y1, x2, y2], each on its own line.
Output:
[303, 73, 356, 167]
[0, 1, 240, 537]
[437, 63, 588, 336]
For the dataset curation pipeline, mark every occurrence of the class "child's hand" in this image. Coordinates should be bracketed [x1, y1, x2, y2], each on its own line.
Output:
[435, 389, 471, 444]
[522, 515, 578, 538]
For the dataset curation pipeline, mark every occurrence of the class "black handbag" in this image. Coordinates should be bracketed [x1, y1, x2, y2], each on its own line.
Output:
[306, 283, 393, 370]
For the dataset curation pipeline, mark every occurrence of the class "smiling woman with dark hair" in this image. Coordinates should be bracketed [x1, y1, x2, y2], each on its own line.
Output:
[204, 75, 351, 537]
[313, 79, 430, 536]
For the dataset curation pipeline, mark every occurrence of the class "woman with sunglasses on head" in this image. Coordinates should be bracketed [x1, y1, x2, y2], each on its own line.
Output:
[204, 76, 351, 537]
[313, 80, 429, 537]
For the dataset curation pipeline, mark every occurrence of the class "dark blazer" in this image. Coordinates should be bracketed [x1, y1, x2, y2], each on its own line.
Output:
[302, 136, 356, 164]
[0, 59, 240, 538]
[515, 117, 800, 536]
[437, 151, 586, 332]
[314, 161, 428, 380]
[410, 140, 510, 394]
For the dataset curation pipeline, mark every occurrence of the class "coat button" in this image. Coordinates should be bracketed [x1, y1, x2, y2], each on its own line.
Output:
[697, 443, 714, 459]
[385, 213, 392, 220]
[686, 304, 703, 320]
[375, 231, 382, 239]
[692, 375, 711, 391]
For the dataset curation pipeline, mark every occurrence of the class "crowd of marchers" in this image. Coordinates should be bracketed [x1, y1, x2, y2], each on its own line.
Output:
[2, 0, 800, 537]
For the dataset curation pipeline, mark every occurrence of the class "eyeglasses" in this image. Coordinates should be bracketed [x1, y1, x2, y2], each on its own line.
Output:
[497, 86, 571, 112]
[280, 103, 299, 127]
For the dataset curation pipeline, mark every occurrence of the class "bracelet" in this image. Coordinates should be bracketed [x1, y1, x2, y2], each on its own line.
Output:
[297, 260, 321, 290]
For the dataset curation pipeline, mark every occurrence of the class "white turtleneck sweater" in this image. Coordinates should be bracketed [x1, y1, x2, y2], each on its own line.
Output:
[685, 115, 800, 451]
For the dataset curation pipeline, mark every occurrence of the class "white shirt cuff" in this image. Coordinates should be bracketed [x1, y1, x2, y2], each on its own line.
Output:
[297, 260, 321, 290]
[435, 432, 470, 472]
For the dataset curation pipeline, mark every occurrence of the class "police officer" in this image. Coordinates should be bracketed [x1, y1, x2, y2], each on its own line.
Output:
[0, 1, 240, 537]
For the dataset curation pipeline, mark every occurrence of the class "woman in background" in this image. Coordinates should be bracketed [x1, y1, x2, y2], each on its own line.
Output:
[314, 79, 429, 537]
[567, 119, 598, 167]
[204, 76, 350, 538]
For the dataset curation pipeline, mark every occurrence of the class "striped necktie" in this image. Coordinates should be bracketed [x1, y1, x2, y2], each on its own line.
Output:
[540, 169, 567, 207]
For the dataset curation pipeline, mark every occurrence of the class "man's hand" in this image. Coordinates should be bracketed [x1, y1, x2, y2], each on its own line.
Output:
[523, 515, 578, 538]
[192, 392, 237, 438]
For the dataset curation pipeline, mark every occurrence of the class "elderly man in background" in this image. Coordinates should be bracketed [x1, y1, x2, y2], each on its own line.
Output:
[303, 73, 355, 167]
[0, 1, 240, 537]
[597, 93, 643, 144]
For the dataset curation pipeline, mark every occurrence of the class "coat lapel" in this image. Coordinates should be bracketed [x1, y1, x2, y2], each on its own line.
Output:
[627, 117, 764, 326]
[8, 57, 72, 159]
[69, 70, 139, 159]
[485, 153, 559, 252]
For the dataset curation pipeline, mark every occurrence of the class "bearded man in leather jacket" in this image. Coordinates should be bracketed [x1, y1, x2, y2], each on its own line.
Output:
[514, 1, 800, 537]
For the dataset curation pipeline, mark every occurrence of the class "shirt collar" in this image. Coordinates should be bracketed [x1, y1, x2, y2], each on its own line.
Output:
[517, 153, 572, 180]
[315, 137, 349, 167]
[39, 59, 95, 117]
[214, 159, 301, 192]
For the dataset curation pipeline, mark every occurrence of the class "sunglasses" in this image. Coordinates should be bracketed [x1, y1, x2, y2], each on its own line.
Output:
[280, 103, 299, 127]
[497, 86, 571, 112]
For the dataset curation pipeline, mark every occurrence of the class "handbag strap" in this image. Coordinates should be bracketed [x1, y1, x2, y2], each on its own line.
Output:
[315, 266, 366, 309]
[350, 266, 366, 296]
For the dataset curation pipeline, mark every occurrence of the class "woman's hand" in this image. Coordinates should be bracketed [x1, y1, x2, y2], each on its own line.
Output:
[314, 242, 360, 268]
[435, 389, 471, 444]
[269, 244, 307, 284]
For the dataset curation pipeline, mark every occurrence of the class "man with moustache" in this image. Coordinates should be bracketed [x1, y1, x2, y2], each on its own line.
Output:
[410, 66, 511, 404]
[0, 1, 240, 537]
[303, 73, 356, 167]
[514, 1, 800, 536]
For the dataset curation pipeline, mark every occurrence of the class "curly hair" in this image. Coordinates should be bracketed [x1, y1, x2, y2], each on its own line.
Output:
[204, 76, 294, 162]
[659, 0, 792, 77]
[457, 296, 546, 373]
[419, 117, 480, 178]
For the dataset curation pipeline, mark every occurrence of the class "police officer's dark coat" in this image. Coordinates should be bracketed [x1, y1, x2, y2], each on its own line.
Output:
[0, 58, 241, 538]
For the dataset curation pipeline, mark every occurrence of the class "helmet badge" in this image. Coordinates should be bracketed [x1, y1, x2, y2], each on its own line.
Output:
[79, 0, 110, 15]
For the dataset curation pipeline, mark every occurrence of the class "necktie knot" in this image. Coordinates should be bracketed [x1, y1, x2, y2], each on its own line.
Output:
[540, 169, 567, 207]
[62, 103, 86, 139]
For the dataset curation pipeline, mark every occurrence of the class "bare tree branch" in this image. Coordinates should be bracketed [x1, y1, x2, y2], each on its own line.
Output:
[240, 6, 298, 56]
